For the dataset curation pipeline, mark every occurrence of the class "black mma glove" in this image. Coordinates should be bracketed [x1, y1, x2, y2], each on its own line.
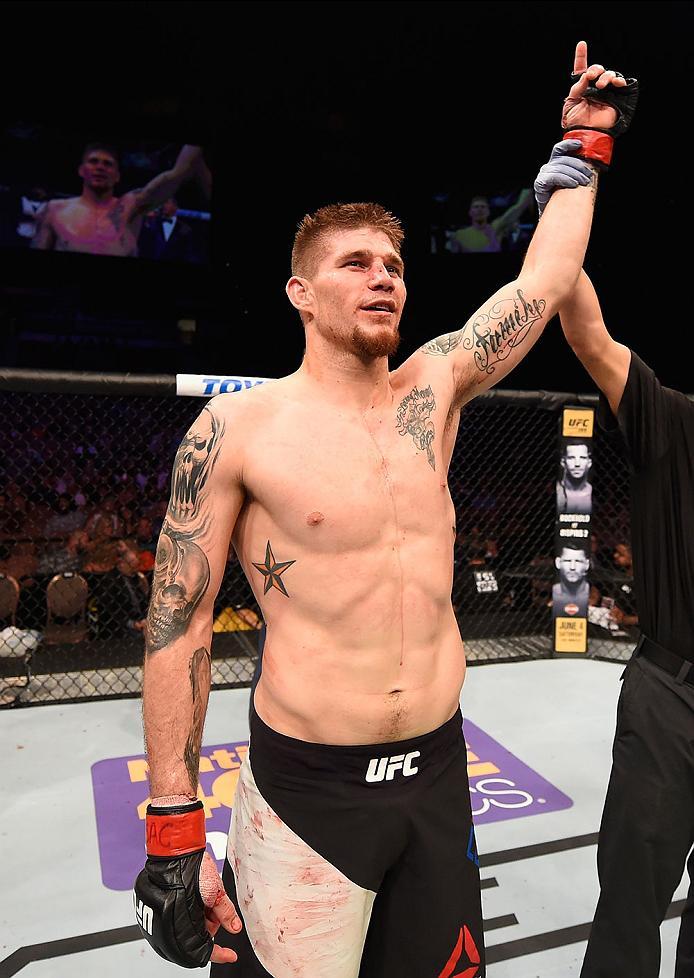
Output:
[133, 800, 213, 968]
[562, 71, 639, 169]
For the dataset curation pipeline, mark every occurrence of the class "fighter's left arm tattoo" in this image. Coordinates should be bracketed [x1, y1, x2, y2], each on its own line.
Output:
[420, 289, 547, 405]
[183, 646, 212, 793]
[419, 331, 465, 357]
[396, 385, 437, 470]
[422, 289, 545, 375]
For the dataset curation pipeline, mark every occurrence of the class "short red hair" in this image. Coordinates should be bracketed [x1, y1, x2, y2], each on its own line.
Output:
[291, 202, 404, 277]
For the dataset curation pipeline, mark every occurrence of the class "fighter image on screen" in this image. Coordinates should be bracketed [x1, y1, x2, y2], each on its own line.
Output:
[447, 189, 533, 254]
[31, 143, 204, 257]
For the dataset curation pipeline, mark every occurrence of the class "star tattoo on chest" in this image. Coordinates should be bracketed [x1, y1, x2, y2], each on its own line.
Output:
[252, 541, 296, 597]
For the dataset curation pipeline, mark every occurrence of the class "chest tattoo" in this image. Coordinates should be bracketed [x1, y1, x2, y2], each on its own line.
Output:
[108, 200, 127, 231]
[395, 384, 437, 470]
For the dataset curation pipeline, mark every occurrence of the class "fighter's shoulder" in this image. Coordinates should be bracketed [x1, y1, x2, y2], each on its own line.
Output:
[43, 197, 76, 218]
[51, 196, 80, 208]
[206, 376, 291, 429]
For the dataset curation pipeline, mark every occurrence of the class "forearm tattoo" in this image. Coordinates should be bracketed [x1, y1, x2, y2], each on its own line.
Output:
[588, 166, 599, 205]
[396, 385, 437, 470]
[183, 646, 211, 792]
[252, 541, 296, 597]
[421, 289, 546, 378]
[145, 520, 211, 652]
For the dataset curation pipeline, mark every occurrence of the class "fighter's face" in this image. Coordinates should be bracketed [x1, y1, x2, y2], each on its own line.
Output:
[291, 228, 407, 360]
[563, 445, 591, 480]
[79, 151, 120, 192]
[556, 548, 589, 584]
[469, 199, 490, 222]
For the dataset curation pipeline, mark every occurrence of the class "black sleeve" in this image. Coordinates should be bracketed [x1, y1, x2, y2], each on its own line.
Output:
[597, 351, 675, 470]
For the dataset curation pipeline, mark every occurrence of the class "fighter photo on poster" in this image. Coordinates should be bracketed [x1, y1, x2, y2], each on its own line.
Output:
[556, 439, 593, 515]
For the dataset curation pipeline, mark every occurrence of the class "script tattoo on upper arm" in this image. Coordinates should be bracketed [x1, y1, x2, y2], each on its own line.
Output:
[396, 385, 437, 470]
[421, 289, 546, 379]
[145, 408, 225, 654]
[183, 646, 211, 792]
[469, 291, 546, 375]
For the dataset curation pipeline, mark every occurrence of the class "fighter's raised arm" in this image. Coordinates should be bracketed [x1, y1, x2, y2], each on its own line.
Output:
[417, 170, 596, 406]
[413, 42, 635, 413]
[135, 395, 245, 968]
[131, 144, 204, 214]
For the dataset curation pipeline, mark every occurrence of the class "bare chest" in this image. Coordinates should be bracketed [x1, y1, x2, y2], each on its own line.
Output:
[52, 199, 139, 254]
[241, 397, 454, 551]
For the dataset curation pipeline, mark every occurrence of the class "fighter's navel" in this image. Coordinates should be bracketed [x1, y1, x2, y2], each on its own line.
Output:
[306, 511, 325, 526]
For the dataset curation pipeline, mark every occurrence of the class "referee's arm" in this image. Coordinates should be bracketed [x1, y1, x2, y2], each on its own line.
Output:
[559, 269, 631, 416]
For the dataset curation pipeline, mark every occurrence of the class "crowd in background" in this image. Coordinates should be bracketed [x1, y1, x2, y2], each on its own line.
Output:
[0, 407, 257, 640]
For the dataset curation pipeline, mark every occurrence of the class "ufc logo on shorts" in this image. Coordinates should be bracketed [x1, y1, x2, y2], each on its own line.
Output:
[134, 894, 154, 935]
[365, 750, 421, 783]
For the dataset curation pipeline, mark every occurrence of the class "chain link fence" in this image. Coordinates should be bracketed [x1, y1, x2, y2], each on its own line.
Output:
[451, 392, 635, 665]
[0, 372, 635, 708]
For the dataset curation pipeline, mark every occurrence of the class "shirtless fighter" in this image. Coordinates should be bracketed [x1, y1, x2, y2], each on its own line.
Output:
[31, 142, 203, 256]
[134, 44, 635, 977]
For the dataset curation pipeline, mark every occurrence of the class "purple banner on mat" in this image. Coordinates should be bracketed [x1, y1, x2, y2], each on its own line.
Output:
[464, 718, 572, 824]
[92, 722, 571, 891]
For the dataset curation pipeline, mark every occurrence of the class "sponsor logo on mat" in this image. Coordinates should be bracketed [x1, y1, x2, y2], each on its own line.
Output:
[465, 719, 572, 822]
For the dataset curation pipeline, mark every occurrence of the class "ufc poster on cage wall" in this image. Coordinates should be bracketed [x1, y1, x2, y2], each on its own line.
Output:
[553, 407, 594, 654]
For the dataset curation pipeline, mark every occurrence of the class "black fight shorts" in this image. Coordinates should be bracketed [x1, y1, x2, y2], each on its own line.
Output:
[211, 703, 484, 978]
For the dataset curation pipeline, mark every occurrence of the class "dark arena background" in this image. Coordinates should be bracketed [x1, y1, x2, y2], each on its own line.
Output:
[1, 3, 692, 977]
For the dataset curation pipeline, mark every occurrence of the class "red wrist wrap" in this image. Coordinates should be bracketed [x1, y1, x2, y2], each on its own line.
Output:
[563, 129, 613, 167]
[146, 804, 206, 857]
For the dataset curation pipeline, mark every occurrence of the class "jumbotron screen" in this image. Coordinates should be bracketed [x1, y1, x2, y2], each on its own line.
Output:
[0, 123, 211, 264]
[430, 186, 536, 255]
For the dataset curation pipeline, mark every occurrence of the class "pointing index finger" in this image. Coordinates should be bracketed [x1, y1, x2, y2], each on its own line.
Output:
[573, 40, 588, 76]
